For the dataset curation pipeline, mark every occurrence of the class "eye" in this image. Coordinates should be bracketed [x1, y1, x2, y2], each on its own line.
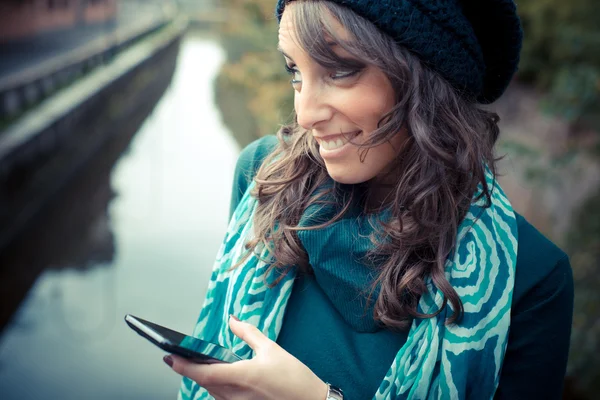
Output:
[284, 64, 302, 86]
[330, 69, 360, 80]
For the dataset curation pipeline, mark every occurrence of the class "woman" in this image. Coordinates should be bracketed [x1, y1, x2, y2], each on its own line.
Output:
[165, 1, 574, 399]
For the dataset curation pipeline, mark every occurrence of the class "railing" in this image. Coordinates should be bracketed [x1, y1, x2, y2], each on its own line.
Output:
[0, 8, 177, 122]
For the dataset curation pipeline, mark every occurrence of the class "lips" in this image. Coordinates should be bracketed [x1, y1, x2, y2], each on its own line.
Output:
[315, 131, 361, 145]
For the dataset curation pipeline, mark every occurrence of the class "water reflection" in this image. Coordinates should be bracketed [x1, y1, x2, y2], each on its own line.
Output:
[0, 34, 240, 399]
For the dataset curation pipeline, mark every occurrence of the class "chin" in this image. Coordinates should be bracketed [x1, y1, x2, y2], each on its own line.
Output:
[325, 168, 370, 185]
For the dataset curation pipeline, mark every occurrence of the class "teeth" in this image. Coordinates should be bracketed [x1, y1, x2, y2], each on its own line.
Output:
[321, 138, 346, 150]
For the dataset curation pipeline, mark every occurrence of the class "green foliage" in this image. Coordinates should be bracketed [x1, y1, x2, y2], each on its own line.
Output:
[565, 188, 600, 395]
[213, 0, 292, 146]
[518, 0, 600, 127]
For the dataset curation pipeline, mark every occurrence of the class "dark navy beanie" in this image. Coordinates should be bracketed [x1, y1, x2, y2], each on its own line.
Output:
[275, 0, 523, 104]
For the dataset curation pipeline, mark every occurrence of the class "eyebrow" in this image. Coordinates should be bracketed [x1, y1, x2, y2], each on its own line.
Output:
[277, 41, 338, 61]
[276, 46, 294, 61]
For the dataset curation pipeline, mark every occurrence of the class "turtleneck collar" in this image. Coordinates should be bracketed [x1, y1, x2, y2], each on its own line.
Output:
[296, 182, 390, 333]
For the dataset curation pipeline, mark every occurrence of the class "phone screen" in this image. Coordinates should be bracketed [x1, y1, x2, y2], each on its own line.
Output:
[125, 314, 242, 364]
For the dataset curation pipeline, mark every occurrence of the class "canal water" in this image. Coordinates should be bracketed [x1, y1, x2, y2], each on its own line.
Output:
[0, 34, 240, 399]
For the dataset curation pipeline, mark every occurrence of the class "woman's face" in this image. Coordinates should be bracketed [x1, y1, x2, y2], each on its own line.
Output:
[278, 5, 407, 185]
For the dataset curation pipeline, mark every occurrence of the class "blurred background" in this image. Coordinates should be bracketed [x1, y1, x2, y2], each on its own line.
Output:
[0, 0, 597, 399]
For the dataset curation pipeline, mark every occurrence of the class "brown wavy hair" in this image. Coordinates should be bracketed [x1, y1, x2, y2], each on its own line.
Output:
[245, 1, 500, 331]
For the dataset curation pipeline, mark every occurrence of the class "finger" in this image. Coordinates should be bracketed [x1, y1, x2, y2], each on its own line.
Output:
[165, 355, 235, 387]
[229, 315, 271, 352]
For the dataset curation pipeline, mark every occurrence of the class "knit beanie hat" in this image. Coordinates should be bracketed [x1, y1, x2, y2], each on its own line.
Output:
[275, 0, 523, 104]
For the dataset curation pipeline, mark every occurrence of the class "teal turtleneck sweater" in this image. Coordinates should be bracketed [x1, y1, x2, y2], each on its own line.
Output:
[229, 135, 574, 400]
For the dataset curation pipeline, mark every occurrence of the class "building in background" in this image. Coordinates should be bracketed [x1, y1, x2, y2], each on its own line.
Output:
[0, 0, 117, 42]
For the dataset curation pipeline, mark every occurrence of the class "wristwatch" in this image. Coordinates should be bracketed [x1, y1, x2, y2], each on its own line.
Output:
[325, 383, 344, 400]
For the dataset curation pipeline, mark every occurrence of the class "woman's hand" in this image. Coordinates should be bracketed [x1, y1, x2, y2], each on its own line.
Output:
[164, 315, 329, 400]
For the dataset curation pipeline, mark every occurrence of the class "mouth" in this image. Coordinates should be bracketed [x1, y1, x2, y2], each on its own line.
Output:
[316, 131, 361, 151]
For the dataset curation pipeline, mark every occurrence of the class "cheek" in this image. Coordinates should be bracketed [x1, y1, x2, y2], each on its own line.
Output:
[343, 89, 394, 130]
[363, 140, 400, 168]
[356, 129, 408, 178]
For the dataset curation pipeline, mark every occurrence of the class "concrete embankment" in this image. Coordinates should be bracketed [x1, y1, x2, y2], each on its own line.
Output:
[0, 17, 188, 258]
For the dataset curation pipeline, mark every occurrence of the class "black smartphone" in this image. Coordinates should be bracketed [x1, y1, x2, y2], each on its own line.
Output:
[124, 314, 243, 364]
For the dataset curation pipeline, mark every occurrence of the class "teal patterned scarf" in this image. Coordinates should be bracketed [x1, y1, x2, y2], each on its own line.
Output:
[178, 170, 518, 400]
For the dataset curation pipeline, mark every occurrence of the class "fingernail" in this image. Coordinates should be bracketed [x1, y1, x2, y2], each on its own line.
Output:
[163, 355, 173, 368]
[229, 314, 240, 322]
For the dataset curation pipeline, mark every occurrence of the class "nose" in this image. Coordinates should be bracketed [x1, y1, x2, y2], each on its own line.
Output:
[294, 81, 334, 130]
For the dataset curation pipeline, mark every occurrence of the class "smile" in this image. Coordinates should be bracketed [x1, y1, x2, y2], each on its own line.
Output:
[320, 137, 347, 150]
[316, 131, 361, 151]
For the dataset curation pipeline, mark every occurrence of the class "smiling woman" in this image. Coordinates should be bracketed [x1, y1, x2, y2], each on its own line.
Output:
[277, 9, 403, 186]
[167, 1, 574, 400]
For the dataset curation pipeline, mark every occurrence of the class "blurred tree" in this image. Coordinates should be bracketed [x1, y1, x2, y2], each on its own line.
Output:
[565, 188, 600, 397]
[214, 0, 292, 147]
[518, 0, 600, 130]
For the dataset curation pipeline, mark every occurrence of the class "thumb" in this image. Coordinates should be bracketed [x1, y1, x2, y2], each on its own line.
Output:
[229, 315, 271, 352]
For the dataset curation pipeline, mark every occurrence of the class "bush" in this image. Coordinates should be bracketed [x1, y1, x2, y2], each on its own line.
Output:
[518, 0, 600, 128]
[214, 0, 292, 146]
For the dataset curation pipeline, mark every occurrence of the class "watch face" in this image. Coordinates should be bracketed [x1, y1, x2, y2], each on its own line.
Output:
[327, 385, 344, 400]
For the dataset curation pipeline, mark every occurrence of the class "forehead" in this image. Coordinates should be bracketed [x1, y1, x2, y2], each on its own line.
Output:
[277, 6, 296, 46]
[277, 4, 349, 49]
